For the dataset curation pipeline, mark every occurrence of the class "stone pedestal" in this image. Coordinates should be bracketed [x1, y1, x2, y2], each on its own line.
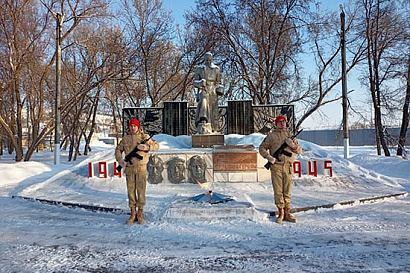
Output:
[191, 134, 224, 148]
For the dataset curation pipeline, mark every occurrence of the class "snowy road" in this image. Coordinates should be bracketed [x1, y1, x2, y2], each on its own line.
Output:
[1, 194, 409, 273]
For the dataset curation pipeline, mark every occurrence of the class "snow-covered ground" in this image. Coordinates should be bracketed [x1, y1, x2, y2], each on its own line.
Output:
[0, 134, 409, 273]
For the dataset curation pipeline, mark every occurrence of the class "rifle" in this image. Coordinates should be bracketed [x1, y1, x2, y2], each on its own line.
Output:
[116, 135, 154, 172]
[264, 129, 303, 170]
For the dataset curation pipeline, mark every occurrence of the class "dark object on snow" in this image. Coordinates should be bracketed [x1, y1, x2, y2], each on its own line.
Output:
[192, 191, 234, 204]
[12, 195, 126, 214]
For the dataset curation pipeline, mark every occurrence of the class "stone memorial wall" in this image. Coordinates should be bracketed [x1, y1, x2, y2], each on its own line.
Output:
[122, 102, 295, 136]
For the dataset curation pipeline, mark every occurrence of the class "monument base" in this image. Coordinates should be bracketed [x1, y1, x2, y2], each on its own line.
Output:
[192, 134, 224, 148]
[162, 199, 261, 221]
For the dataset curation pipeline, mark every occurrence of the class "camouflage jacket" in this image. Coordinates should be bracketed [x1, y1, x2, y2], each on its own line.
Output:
[259, 129, 302, 164]
[115, 131, 159, 167]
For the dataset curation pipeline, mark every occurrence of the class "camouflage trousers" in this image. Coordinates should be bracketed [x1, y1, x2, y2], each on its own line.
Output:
[270, 162, 293, 208]
[125, 165, 147, 208]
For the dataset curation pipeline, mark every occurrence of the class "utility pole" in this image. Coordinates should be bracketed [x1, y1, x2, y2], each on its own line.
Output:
[54, 13, 63, 165]
[340, 5, 349, 159]
[38, 0, 63, 164]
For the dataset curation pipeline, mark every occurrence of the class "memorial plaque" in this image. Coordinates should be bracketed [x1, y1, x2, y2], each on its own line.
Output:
[163, 101, 188, 136]
[227, 100, 254, 135]
[213, 145, 257, 171]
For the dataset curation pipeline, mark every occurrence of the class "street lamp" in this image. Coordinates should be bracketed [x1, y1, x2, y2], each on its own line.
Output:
[54, 13, 63, 165]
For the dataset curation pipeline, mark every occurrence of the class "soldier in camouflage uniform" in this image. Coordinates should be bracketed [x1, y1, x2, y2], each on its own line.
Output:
[259, 116, 302, 224]
[115, 119, 159, 225]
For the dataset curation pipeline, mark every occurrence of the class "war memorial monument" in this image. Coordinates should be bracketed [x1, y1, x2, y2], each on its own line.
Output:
[119, 52, 296, 189]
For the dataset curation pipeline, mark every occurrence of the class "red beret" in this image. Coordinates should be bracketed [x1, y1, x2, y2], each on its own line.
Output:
[128, 119, 140, 128]
[274, 115, 287, 125]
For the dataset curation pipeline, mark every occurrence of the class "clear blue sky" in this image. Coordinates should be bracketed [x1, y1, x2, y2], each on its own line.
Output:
[162, 0, 196, 24]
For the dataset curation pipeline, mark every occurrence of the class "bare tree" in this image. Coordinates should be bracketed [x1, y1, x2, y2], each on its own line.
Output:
[361, 0, 408, 156]
[40, 0, 110, 161]
[396, 54, 410, 156]
[60, 21, 129, 161]
[0, 0, 113, 162]
[119, 0, 191, 107]
[295, 3, 367, 130]
[0, 0, 54, 161]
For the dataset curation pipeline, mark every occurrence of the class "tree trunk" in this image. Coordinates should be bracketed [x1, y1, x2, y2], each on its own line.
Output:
[68, 136, 74, 162]
[7, 138, 14, 154]
[24, 120, 54, 161]
[374, 76, 390, 156]
[73, 133, 81, 161]
[12, 75, 24, 162]
[397, 56, 410, 156]
[366, 1, 390, 156]
[83, 131, 92, 155]
[84, 89, 101, 155]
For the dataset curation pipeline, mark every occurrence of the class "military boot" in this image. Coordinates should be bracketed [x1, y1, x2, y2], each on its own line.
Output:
[284, 207, 297, 223]
[137, 206, 145, 224]
[275, 207, 284, 224]
[125, 207, 137, 225]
